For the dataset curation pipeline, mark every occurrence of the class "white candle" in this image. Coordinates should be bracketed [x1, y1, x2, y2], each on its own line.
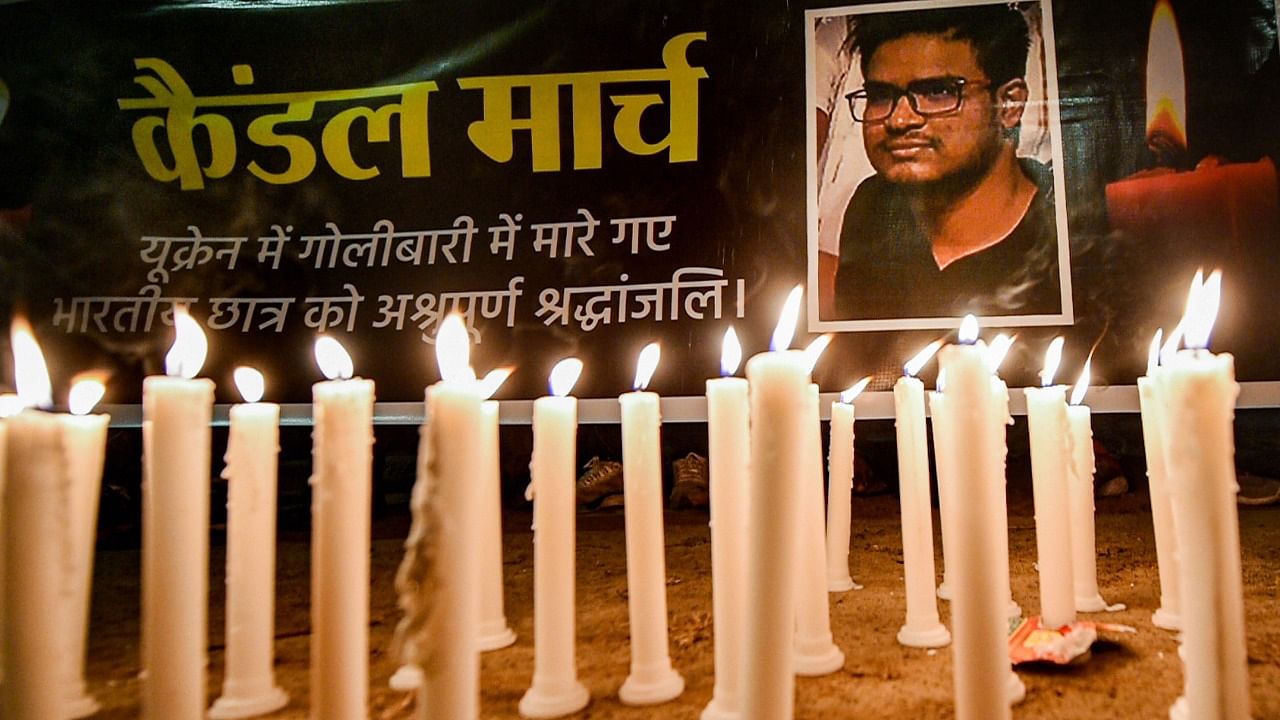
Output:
[1023, 338, 1076, 628]
[702, 329, 748, 720]
[1163, 271, 1249, 720]
[0, 394, 10, 690]
[476, 367, 517, 651]
[416, 320, 486, 720]
[794, 382, 844, 676]
[2, 327, 63, 720]
[937, 317, 1013, 720]
[61, 379, 110, 719]
[310, 336, 373, 720]
[142, 309, 215, 720]
[826, 377, 869, 593]
[1065, 360, 1113, 613]
[928, 385, 955, 602]
[618, 343, 685, 705]
[519, 359, 590, 719]
[209, 368, 288, 719]
[988, 371, 1021, 622]
[1138, 331, 1181, 631]
[742, 287, 806, 720]
[1, 409, 65, 720]
[893, 341, 950, 648]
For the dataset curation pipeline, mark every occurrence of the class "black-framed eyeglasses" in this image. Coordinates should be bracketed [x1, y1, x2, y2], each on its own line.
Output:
[846, 77, 991, 123]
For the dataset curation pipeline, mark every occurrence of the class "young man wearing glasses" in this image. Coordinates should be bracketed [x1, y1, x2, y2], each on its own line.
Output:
[833, 4, 1061, 321]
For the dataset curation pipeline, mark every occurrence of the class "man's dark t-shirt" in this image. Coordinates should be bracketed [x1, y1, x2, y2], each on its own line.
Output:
[834, 159, 1062, 320]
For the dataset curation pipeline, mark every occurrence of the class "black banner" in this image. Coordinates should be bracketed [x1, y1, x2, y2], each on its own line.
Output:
[0, 0, 1276, 404]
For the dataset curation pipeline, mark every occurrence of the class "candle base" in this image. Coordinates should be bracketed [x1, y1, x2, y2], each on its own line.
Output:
[388, 664, 423, 691]
[64, 690, 101, 719]
[1168, 696, 1189, 720]
[208, 686, 289, 720]
[1075, 593, 1123, 613]
[937, 581, 952, 600]
[827, 575, 863, 593]
[896, 622, 951, 649]
[1151, 608, 1181, 631]
[619, 666, 685, 706]
[700, 696, 741, 720]
[793, 639, 845, 676]
[1007, 670, 1027, 705]
[519, 680, 591, 719]
[476, 621, 518, 652]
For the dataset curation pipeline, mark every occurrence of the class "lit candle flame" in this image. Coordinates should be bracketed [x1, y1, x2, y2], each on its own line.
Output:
[1159, 319, 1184, 367]
[549, 358, 583, 397]
[985, 333, 1016, 375]
[10, 317, 52, 409]
[903, 340, 943, 378]
[1147, 328, 1163, 376]
[840, 376, 871, 405]
[1069, 355, 1092, 406]
[68, 378, 106, 416]
[435, 314, 473, 383]
[1145, 0, 1187, 151]
[770, 285, 803, 351]
[314, 336, 354, 380]
[1040, 336, 1065, 387]
[633, 342, 661, 391]
[233, 366, 265, 403]
[477, 367, 514, 400]
[1183, 269, 1222, 350]
[165, 307, 209, 379]
[936, 368, 947, 393]
[958, 314, 979, 344]
[0, 393, 22, 418]
[720, 327, 742, 377]
[802, 334, 832, 374]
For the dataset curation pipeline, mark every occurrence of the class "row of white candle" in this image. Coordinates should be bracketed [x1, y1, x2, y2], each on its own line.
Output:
[2, 270, 1251, 720]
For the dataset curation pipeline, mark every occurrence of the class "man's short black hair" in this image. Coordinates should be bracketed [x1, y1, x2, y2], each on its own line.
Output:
[852, 3, 1032, 88]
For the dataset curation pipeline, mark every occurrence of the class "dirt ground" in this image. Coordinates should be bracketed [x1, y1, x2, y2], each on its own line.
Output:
[80, 477, 1280, 720]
